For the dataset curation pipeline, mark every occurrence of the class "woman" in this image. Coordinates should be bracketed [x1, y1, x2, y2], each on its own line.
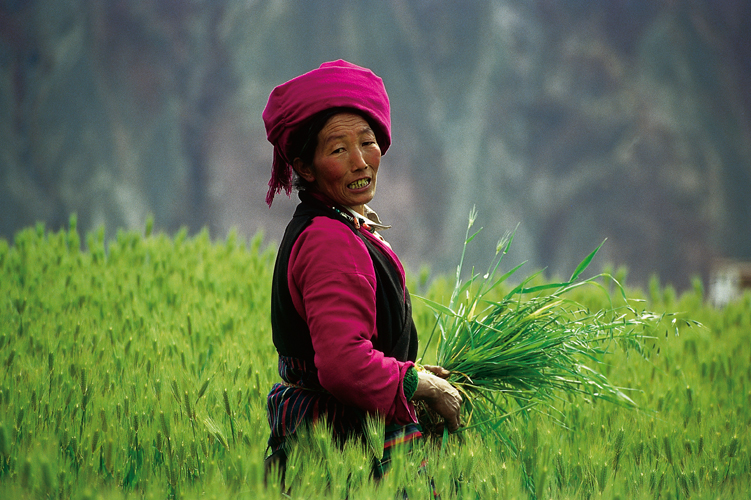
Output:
[262, 60, 461, 477]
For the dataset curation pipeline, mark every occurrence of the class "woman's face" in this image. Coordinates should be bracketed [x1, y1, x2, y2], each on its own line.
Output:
[294, 112, 381, 215]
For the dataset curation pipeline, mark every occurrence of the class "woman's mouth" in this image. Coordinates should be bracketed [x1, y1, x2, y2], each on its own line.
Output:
[348, 178, 370, 189]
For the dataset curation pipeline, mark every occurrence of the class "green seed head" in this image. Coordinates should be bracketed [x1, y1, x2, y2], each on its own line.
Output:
[91, 430, 100, 453]
[160, 411, 170, 439]
[100, 408, 108, 433]
[196, 378, 210, 403]
[223, 389, 231, 417]
[663, 436, 673, 465]
[183, 391, 193, 420]
[728, 436, 739, 458]
[0, 425, 8, 458]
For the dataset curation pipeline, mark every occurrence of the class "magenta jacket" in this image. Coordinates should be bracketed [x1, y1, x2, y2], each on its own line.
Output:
[285, 210, 418, 425]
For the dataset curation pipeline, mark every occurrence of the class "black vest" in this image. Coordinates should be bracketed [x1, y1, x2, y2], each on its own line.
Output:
[270, 193, 418, 364]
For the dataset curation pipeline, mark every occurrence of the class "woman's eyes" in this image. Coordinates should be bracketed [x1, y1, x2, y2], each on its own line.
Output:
[330, 140, 376, 154]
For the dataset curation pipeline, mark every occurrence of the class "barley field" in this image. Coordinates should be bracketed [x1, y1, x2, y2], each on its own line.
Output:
[1, 218, 749, 499]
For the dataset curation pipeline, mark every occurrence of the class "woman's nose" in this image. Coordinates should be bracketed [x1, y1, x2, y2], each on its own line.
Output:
[351, 147, 368, 170]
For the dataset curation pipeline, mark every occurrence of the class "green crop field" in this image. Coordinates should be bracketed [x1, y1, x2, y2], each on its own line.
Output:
[1, 217, 749, 499]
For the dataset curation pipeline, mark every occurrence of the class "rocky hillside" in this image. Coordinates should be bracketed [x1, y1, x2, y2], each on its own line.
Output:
[2, 0, 749, 290]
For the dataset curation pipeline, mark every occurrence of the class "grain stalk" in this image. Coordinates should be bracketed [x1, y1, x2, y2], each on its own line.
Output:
[417, 211, 662, 449]
[223, 388, 236, 444]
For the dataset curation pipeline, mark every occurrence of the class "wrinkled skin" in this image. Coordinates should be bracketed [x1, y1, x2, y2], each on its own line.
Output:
[412, 365, 462, 433]
[293, 113, 380, 215]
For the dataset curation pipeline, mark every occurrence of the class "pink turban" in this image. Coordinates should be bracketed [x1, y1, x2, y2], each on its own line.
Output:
[262, 60, 391, 206]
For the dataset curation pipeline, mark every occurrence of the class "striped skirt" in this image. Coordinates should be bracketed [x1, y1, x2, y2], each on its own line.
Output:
[266, 355, 422, 471]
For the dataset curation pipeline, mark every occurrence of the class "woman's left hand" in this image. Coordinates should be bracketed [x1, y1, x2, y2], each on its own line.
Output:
[412, 367, 462, 432]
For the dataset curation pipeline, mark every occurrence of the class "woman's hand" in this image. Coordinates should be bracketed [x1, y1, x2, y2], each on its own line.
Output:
[412, 366, 462, 432]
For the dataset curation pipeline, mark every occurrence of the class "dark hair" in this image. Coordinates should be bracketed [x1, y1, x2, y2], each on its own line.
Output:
[287, 107, 373, 190]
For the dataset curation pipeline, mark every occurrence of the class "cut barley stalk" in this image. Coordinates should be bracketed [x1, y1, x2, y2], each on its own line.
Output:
[417, 209, 663, 450]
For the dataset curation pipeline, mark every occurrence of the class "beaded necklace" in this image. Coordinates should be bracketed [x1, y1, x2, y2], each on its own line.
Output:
[328, 205, 373, 232]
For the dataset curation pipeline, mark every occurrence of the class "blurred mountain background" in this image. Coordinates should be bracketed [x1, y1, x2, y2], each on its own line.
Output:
[2, 0, 750, 292]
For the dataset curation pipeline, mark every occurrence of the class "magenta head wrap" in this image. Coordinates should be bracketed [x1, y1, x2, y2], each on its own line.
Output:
[262, 59, 391, 206]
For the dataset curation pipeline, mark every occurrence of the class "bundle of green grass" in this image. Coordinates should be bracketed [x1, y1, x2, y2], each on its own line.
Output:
[416, 210, 681, 450]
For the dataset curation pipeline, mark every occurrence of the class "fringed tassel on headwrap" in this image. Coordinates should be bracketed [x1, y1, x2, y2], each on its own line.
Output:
[266, 148, 293, 207]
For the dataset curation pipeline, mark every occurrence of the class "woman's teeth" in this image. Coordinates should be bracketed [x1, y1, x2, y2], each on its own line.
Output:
[348, 178, 369, 189]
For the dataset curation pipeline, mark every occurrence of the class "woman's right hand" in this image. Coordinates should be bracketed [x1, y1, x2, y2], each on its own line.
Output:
[412, 366, 462, 432]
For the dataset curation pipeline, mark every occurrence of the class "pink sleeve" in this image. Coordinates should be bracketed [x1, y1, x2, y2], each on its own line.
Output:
[288, 217, 417, 425]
